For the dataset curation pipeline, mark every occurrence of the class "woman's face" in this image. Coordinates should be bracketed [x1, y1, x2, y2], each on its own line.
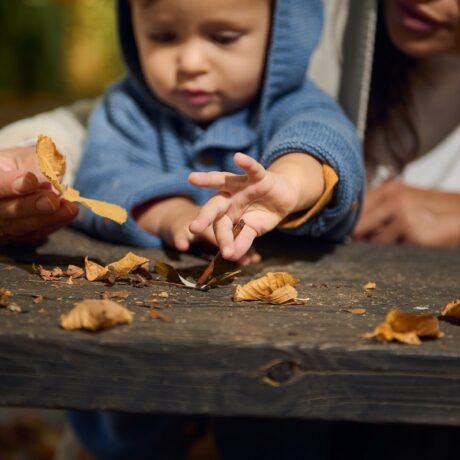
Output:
[384, 0, 460, 57]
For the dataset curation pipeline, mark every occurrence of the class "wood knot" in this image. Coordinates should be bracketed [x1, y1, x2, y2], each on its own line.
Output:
[261, 359, 304, 387]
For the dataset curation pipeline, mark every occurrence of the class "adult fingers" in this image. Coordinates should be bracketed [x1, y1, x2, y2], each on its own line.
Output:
[353, 194, 394, 237]
[189, 193, 231, 235]
[0, 200, 78, 242]
[0, 171, 38, 198]
[368, 218, 404, 245]
[0, 191, 62, 219]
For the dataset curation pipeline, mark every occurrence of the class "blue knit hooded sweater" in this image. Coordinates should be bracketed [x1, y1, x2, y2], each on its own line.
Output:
[73, 0, 364, 246]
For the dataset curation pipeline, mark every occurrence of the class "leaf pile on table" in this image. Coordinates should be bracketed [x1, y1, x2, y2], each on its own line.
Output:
[3, 248, 460, 345]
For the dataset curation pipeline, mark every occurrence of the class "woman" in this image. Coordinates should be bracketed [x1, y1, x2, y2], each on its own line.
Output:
[354, 0, 460, 246]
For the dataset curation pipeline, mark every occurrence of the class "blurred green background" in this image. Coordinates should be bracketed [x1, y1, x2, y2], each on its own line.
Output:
[0, 0, 123, 128]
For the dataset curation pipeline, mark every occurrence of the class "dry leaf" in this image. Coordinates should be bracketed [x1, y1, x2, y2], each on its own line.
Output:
[7, 303, 22, 313]
[266, 285, 299, 305]
[60, 299, 133, 331]
[0, 288, 12, 307]
[85, 252, 150, 281]
[363, 282, 376, 290]
[233, 272, 301, 304]
[101, 291, 130, 300]
[440, 299, 460, 318]
[33, 295, 44, 304]
[36, 135, 127, 224]
[154, 262, 197, 288]
[155, 261, 239, 289]
[344, 308, 366, 315]
[149, 309, 172, 321]
[363, 307, 443, 345]
[33, 264, 64, 280]
[65, 265, 85, 278]
[205, 269, 241, 287]
[158, 291, 169, 298]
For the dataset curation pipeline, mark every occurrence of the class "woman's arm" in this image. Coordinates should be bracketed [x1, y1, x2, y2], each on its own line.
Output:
[0, 101, 91, 244]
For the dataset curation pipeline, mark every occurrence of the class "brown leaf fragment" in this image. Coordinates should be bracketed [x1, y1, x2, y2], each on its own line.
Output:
[128, 273, 151, 288]
[363, 307, 443, 345]
[440, 299, 460, 318]
[36, 134, 66, 178]
[66, 277, 74, 285]
[33, 264, 65, 280]
[107, 265, 118, 285]
[154, 262, 197, 288]
[7, 303, 22, 313]
[363, 282, 376, 290]
[85, 252, 150, 282]
[101, 291, 129, 300]
[344, 308, 367, 315]
[33, 295, 44, 304]
[84, 258, 105, 281]
[65, 265, 85, 278]
[0, 288, 13, 307]
[60, 299, 133, 331]
[205, 269, 241, 287]
[267, 285, 300, 305]
[233, 272, 299, 303]
[149, 309, 172, 321]
[158, 291, 169, 298]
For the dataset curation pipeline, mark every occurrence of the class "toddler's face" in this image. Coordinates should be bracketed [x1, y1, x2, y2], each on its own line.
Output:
[131, 0, 270, 124]
[384, 0, 460, 57]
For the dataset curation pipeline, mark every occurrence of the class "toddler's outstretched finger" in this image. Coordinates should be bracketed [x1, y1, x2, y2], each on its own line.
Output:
[213, 214, 236, 259]
[233, 152, 266, 181]
[188, 171, 232, 189]
[189, 193, 230, 234]
[227, 224, 258, 262]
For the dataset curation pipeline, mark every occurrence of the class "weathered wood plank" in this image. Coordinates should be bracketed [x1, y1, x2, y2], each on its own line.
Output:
[0, 228, 459, 425]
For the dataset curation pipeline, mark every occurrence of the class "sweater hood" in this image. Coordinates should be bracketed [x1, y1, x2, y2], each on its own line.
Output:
[116, 0, 323, 120]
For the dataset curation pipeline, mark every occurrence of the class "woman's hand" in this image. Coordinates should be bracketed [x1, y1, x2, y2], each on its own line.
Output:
[353, 180, 460, 247]
[0, 146, 78, 244]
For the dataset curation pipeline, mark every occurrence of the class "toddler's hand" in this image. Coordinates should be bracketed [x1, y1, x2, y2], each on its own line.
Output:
[188, 152, 298, 261]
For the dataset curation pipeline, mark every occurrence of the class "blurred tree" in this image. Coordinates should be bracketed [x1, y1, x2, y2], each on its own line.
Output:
[0, 0, 122, 98]
[65, 0, 123, 96]
[0, 0, 67, 94]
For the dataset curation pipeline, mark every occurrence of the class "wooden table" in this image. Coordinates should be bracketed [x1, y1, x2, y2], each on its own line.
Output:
[1, 228, 459, 426]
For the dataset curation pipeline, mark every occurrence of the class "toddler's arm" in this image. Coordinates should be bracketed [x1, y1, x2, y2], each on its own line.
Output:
[188, 152, 324, 261]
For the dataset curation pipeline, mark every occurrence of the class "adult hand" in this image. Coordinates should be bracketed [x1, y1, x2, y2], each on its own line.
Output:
[0, 146, 78, 244]
[353, 180, 460, 247]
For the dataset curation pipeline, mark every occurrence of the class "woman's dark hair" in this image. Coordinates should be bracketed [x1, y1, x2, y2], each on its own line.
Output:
[366, 2, 419, 170]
